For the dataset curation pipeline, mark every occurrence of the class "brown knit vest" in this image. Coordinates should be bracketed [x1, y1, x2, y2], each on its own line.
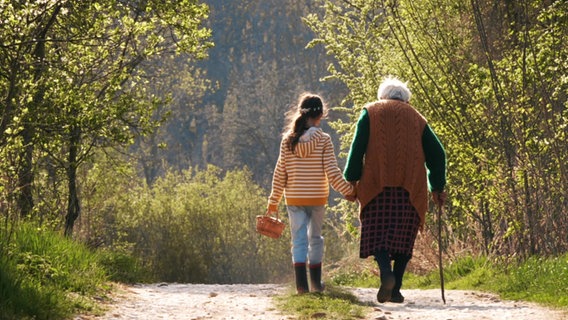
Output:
[357, 100, 428, 227]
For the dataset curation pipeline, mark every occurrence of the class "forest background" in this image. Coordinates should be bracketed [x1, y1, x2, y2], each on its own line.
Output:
[0, 0, 567, 316]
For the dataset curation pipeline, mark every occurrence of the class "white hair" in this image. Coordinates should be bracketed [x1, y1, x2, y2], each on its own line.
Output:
[377, 77, 412, 102]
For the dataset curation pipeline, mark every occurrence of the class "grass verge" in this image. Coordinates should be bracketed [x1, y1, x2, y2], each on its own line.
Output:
[404, 254, 568, 307]
[273, 285, 371, 320]
[275, 254, 567, 319]
[0, 221, 146, 320]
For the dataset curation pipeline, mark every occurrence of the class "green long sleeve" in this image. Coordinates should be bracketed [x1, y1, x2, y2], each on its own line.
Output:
[423, 125, 446, 192]
[343, 109, 369, 181]
[343, 109, 447, 192]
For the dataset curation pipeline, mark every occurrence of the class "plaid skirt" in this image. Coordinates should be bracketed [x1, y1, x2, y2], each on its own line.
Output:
[359, 187, 420, 258]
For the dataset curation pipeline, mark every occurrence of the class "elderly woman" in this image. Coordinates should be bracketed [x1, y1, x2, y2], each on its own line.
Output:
[344, 77, 447, 303]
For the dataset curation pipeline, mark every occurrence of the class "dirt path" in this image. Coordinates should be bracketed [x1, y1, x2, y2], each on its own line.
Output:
[351, 287, 567, 320]
[91, 283, 567, 320]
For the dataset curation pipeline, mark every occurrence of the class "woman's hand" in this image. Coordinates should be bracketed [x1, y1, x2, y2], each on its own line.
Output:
[344, 194, 357, 202]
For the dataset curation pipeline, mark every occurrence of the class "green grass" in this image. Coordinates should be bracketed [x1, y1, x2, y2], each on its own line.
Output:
[4, 220, 566, 319]
[274, 285, 371, 320]
[331, 254, 568, 309]
[402, 254, 568, 307]
[274, 254, 567, 319]
[0, 222, 147, 320]
[0, 259, 71, 320]
[498, 255, 568, 306]
[1, 223, 105, 319]
[97, 248, 152, 284]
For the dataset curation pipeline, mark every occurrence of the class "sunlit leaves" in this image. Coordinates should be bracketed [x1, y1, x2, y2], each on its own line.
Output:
[110, 165, 291, 283]
[307, 0, 567, 257]
[0, 0, 212, 230]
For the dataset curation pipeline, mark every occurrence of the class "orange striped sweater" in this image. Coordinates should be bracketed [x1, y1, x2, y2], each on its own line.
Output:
[268, 127, 355, 211]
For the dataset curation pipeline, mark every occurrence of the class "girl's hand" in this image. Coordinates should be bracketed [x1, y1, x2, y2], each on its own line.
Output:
[345, 181, 357, 201]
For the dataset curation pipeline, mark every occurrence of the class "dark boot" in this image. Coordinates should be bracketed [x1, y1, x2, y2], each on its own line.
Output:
[390, 291, 405, 303]
[391, 254, 410, 303]
[375, 249, 395, 303]
[309, 263, 325, 293]
[294, 263, 309, 294]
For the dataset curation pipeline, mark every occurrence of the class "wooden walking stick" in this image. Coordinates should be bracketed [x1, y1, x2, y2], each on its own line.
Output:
[437, 202, 446, 304]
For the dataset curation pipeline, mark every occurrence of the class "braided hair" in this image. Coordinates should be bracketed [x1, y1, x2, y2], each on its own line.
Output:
[284, 93, 326, 152]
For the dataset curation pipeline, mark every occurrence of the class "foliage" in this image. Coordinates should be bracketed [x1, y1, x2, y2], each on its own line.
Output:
[105, 165, 292, 283]
[97, 248, 150, 284]
[306, 0, 568, 257]
[74, 156, 357, 283]
[0, 222, 111, 320]
[0, 0, 212, 235]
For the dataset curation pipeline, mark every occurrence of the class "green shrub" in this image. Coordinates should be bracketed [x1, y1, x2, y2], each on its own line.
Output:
[112, 165, 292, 283]
[97, 248, 151, 283]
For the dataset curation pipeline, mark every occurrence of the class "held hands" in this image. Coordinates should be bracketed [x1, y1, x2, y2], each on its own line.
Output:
[344, 194, 357, 202]
[344, 181, 357, 202]
[432, 191, 447, 207]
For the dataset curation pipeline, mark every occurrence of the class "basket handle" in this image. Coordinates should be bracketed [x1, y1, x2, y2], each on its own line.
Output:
[266, 210, 279, 219]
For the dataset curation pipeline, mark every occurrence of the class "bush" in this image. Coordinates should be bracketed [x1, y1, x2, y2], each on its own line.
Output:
[97, 248, 151, 283]
[111, 165, 292, 283]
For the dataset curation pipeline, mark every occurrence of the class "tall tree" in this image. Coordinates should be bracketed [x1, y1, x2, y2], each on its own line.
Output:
[0, 1, 212, 235]
[306, 0, 567, 256]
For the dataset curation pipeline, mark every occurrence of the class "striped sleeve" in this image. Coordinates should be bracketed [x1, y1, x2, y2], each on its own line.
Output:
[267, 139, 287, 211]
[322, 135, 355, 196]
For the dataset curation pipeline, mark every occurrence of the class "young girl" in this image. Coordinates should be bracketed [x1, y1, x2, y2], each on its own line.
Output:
[267, 93, 355, 294]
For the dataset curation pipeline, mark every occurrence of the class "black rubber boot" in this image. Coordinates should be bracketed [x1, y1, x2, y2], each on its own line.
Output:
[309, 263, 325, 293]
[294, 263, 309, 294]
[391, 254, 411, 303]
[375, 249, 395, 303]
[390, 291, 405, 303]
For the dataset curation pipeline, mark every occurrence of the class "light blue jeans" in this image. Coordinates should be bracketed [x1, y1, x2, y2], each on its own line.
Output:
[287, 205, 325, 265]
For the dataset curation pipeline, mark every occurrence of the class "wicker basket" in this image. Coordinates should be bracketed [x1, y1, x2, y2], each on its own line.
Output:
[256, 213, 285, 239]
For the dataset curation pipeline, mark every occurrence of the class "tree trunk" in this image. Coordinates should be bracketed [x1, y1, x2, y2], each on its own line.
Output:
[17, 128, 34, 218]
[64, 125, 81, 237]
[16, 5, 62, 218]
